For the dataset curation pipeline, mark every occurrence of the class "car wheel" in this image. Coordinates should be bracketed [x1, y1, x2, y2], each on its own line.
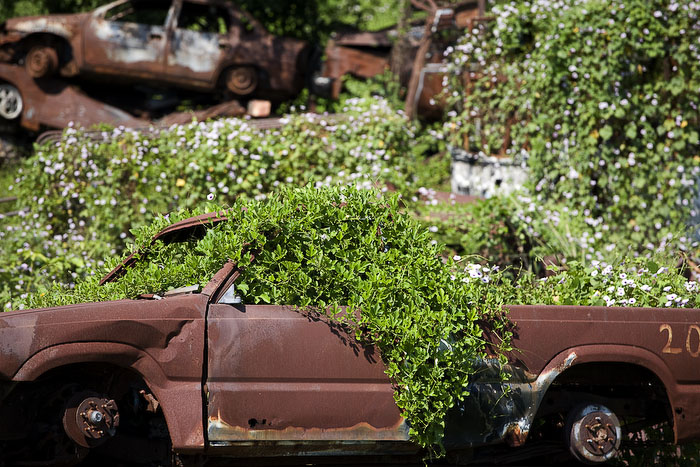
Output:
[62, 390, 120, 448]
[565, 403, 622, 464]
[0, 84, 22, 120]
[26, 45, 59, 79]
[224, 66, 258, 96]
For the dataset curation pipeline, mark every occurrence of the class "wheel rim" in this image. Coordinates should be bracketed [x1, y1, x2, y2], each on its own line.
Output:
[567, 404, 622, 463]
[26, 46, 58, 78]
[0, 84, 22, 120]
[226, 67, 257, 95]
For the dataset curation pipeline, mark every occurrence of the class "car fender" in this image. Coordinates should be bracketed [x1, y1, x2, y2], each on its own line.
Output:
[13, 341, 205, 451]
[3, 15, 84, 42]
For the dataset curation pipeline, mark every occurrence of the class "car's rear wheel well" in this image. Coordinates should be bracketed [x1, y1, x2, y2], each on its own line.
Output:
[529, 362, 673, 462]
[0, 363, 173, 466]
[542, 362, 672, 419]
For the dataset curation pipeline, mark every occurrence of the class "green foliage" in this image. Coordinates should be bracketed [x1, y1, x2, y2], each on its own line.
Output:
[515, 258, 699, 309]
[416, 196, 534, 272]
[28, 185, 514, 452]
[444, 0, 700, 254]
[235, 0, 401, 43]
[0, 98, 419, 307]
[0, 0, 109, 23]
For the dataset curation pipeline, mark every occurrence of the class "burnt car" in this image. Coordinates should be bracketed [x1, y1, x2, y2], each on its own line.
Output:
[0, 0, 310, 99]
[0, 213, 699, 465]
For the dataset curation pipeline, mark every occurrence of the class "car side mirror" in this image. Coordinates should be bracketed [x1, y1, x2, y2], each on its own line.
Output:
[218, 283, 242, 305]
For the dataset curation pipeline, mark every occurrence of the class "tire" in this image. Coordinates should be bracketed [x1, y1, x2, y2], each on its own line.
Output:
[0, 84, 22, 120]
[25, 45, 59, 79]
[223, 66, 258, 96]
[565, 403, 622, 464]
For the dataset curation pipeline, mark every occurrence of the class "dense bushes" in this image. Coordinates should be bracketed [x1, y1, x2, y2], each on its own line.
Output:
[0, 98, 419, 307]
[444, 0, 700, 261]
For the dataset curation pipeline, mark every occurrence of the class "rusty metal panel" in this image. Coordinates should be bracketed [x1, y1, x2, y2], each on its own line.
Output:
[206, 304, 409, 446]
[506, 305, 700, 444]
[0, 63, 147, 130]
[0, 294, 208, 450]
[506, 305, 700, 382]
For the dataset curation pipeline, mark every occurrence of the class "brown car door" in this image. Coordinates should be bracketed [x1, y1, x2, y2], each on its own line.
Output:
[82, 0, 173, 79]
[205, 302, 410, 453]
[165, 0, 230, 87]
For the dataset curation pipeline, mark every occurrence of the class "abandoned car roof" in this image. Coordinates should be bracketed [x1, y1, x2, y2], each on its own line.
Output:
[99, 211, 229, 285]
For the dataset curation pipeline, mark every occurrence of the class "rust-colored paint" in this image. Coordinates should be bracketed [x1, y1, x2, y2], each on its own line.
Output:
[322, 41, 391, 99]
[0, 294, 208, 450]
[506, 305, 700, 444]
[0, 63, 146, 131]
[318, 0, 487, 119]
[206, 304, 408, 448]
[0, 0, 309, 131]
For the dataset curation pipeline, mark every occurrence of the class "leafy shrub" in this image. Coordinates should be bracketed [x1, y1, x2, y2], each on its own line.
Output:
[416, 196, 536, 273]
[444, 0, 700, 255]
[28, 185, 514, 452]
[0, 98, 419, 307]
[516, 258, 699, 309]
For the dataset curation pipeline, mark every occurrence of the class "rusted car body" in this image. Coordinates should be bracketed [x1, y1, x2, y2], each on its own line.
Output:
[0, 0, 309, 99]
[315, 0, 488, 120]
[0, 215, 698, 465]
[0, 63, 148, 131]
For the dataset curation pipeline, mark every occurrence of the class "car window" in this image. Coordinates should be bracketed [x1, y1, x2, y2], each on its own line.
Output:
[104, 0, 170, 26]
[177, 2, 230, 34]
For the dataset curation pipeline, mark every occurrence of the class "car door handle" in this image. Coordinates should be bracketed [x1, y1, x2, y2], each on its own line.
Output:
[218, 40, 231, 49]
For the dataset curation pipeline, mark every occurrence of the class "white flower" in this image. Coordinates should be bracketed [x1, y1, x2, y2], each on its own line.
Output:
[616, 287, 625, 296]
[640, 284, 652, 292]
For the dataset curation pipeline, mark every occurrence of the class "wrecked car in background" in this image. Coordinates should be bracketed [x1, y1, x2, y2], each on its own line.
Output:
[1, 213, 699, 465]
[0, 0, 310, 96]
[0, 0, 310, 127]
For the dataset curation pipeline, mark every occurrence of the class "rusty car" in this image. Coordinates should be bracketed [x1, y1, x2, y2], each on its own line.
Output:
[0, 213, 698, 465]
[0, 0, 310, 102]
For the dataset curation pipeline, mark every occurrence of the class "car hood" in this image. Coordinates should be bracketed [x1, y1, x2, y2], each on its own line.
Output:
[4, 13, 87, 39]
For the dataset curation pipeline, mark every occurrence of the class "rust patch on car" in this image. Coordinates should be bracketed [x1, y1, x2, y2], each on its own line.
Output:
[208, 416, 410, 442]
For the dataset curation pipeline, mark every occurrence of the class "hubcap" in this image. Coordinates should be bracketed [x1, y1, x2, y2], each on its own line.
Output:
[226, 67, 257, 95]
[0, 84, 22, 120]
